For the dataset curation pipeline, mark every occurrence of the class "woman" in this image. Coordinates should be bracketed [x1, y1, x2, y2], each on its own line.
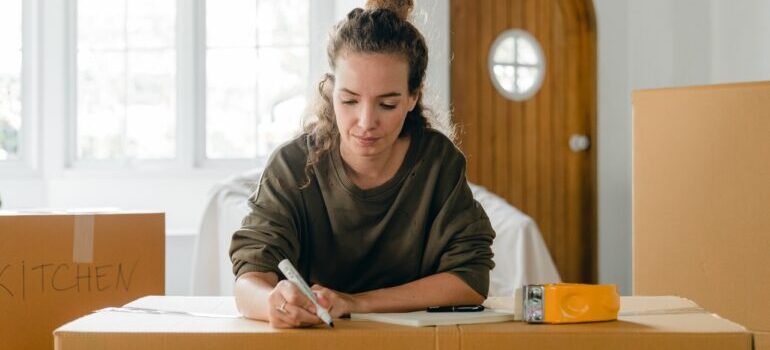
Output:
[230, 0, 495, 328]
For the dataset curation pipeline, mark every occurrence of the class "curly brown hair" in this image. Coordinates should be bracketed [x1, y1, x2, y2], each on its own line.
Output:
[300, 0, 444, 188]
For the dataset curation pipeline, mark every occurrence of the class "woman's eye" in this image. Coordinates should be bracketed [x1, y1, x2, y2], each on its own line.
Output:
[381, 104, 397, 110]
[342, 100, 357, 105]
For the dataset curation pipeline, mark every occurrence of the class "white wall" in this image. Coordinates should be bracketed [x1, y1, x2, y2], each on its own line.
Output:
[594, 0, 632, 295]
[627, 0, 713, 90]
[0, 179, 46, 208]
[711, 0, 770, 83]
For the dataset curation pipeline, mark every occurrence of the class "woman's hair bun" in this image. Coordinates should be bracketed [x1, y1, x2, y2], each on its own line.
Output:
[365, 0, 414, 21]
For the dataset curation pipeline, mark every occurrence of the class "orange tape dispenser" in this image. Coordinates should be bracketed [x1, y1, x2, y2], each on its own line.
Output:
[520, 283, 620, 324]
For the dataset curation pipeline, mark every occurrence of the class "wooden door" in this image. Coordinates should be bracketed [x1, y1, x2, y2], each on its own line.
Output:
[450, 0, 597, 283]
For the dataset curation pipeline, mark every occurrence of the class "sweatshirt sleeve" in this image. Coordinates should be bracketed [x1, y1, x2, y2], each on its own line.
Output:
[229, 155, 303, 279]
[429, 155, 496, 297]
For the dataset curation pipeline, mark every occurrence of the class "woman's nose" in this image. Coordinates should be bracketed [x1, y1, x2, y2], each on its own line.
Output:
[357, 103, 378, 130]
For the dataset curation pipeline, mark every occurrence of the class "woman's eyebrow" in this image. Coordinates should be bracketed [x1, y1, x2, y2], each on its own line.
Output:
[340, 88, 360, 96]
[340, 88, 401, 98]
[377, 92, 402, 98]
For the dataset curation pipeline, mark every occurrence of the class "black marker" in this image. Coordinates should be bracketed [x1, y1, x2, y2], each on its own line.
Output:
[426, 305, 485, 312]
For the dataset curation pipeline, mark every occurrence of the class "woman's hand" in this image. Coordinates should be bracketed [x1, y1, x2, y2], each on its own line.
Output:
[266, 280, 325, 328]
[311, 284, 361, 318]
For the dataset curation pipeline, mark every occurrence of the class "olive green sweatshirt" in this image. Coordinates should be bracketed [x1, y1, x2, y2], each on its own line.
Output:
[229, 128, 495, 297]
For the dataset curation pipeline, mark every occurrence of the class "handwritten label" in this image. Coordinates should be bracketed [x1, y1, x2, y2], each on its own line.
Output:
[0, 260, 139, 300]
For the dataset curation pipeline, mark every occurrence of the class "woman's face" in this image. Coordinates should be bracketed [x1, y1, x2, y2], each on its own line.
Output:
[332, 52, 418, 160]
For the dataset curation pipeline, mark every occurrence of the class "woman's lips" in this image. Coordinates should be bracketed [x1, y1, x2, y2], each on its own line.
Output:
[354, 135, 380, 146]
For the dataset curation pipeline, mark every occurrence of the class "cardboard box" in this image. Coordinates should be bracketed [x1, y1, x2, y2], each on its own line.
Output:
[455, 296, 750, 350]
[54, 296, 438, 350]
[54, 296, 750, 350]
[756, 332, 770, 350]
[632, 81, 770, 348]
[0, 211, 165, 350]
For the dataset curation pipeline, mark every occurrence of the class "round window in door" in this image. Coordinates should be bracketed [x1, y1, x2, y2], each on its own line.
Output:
[488, 29, 545, 101]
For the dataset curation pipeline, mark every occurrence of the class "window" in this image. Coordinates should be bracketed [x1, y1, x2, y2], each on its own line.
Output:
[205, 0, 309, 160]
[76, 0, 176, 161]
[71, 0, 312, 166]
[488, 29, 545, 101]
[0, 0, 23, 161]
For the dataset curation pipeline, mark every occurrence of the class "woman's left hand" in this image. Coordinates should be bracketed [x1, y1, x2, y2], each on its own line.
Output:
[311, 284, 361, 318]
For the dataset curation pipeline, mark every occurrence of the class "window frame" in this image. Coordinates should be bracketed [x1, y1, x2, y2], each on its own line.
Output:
[0, 0, 41, 178]
[488, 29, 546, 102]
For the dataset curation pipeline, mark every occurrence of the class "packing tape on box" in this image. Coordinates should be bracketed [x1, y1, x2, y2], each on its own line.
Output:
[73, 215, 95, 263]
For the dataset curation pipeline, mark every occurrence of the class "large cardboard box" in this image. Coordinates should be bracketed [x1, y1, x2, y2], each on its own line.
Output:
[54, 296, 750, 350]
[0, 211, 165, 349]
[55, 296, 438, 350]
[758, 333, 770, 350]
[455, 296, 750, 350]
[632, 81, 770, 348]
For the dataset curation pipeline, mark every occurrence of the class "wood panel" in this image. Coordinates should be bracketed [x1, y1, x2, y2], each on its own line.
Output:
[551, 0, 567, 276]
[508, 0, 524, 207]
[451, 0, 479, 181]
[479, 0, 495, 190]
[537, 0, 554, 257]
[450, 0, 597, 283]
[493, 0, 509, 199]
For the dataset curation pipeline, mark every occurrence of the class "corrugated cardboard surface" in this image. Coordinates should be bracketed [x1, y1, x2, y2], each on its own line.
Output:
[756, 332, 770, 350]
[632, 81, 770, 335]
[0, 212, 165, 350]
[458, 296, 750, 350]
[55, 296, 750, 350]
[55, 296, 439, 350]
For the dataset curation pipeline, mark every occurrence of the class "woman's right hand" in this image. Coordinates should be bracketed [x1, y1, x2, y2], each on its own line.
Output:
[267, 279, 325, 328]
